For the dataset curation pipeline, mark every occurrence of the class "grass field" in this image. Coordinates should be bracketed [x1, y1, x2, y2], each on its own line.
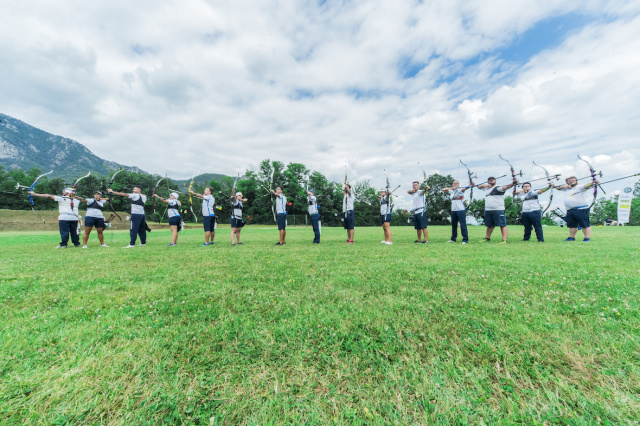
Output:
[1, 223, 639, 425]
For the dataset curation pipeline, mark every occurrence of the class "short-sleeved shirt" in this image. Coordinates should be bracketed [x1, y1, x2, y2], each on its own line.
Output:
[343, 191, 355, 212]
[308, 195, 319, 215]
[380, 195, 391, 215]
[519, 191, 541, 213]
[275, 194, 287, 214]
[53, 196, 80, 221]
[412, 191, 426, 212]
[483, 186, 506, 211]
[449, 189, 465, 212]
[559, 186, 591, 210]
[167, 199, 181, 218]
[128, 193, 147, 215]
[202, 194, 215, 217]
[85, 198, 106, 218]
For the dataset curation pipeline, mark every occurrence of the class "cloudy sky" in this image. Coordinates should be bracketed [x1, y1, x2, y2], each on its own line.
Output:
[1, 0, 639, 209]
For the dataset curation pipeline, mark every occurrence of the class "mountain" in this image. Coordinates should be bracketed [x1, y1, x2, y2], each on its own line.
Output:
[0, 113, 145, 179]
[173, 173, 228, 188]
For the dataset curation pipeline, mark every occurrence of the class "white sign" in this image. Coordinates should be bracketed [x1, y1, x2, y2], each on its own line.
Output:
[617, 187, 633, 224]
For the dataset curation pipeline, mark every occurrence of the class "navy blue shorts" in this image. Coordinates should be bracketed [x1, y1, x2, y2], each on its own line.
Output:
[413, 211, 427, 229]
[343, 210, 355, 229]
[484, 210, 507, 227]
[566, 208, 590, 228]
[277, 213, 287, 230]
[231, 218, 244, 228]
[84, 217, 105, 229]
[168, 216, 181, 229]
[380, 213, 391, 224]
[203, 216, 216, 232]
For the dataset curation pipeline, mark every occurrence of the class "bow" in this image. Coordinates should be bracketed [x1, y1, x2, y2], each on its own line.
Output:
[107, 169, 124, 221]
[27, 170, 54, 223]
[152, 174, 168, 222]
[532, 161, 558, 215]
[577, 155, 605, 210]
[72, 172, 91, 192]
[459, 159, 476, 205]
[499, 155, 520, 212]
[188, 171, 199, 222]
[268, 168, 276, 222]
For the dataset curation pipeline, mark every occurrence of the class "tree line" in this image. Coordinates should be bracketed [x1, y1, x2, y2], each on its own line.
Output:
[1, 162, 638, 226]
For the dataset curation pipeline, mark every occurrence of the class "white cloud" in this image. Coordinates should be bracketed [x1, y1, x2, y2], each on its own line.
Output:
[1, 0, 639, 211]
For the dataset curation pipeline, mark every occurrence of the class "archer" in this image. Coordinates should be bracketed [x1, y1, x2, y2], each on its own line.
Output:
[190, 187, 217, 246]
[442, 180, 471, 244]
[555, 175, 599, 242]
[108, 185, 148, 248]
[153, 191, 182, 246]
[477, 176, 518, 243]
[407, 180, 430, 244]
[29, 187, 82, 248]
[514, 182, 553, 242]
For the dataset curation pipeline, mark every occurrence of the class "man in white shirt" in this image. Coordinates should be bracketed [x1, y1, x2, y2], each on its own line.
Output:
[190, 187, 216, 246]
[477, 176, 518, 243]
[79, 191, 110, 248]
[515, 182, 552, 242]
[555, 176, 599, 242]
[108, 185, 148, 248]
[407, 181, 429, 244]
[307, 189, 321, 244]
[29, 187, 81, 248]
[442, 180, 470, 244]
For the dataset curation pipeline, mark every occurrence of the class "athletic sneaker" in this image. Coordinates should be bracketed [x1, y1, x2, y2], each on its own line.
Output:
[446, 240, 455, 243]
[55, 245, 67, 249]
[479, 238, 490, 243]
[498, 240, 508, 244]
[381, 241, 387, 244]
[138, 243, 146, 247]
[166, 243, 176, 246]
[421, 241, 428, 244]
[564, 237, 576, 241]
[275, 242, 283, 245]
[385, 241, 393, 245]
[101, 244, 109, 247]
[82, 245, 88, 249]
[414, 240, 421, 243]
[582, 238, 591, 243]
[202, 243, 209, 246]
[346, 241, 354, 244]
[123, 245, 135, 249]
[462, 242, 468, 245]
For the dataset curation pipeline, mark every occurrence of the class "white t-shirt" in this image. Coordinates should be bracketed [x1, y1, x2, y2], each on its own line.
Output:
[560, 185, 591, 210]
[128, 193, 147, 215]
[308, 195, 319, 215]
[519, 191, 541, 213]
[343, 191, 355, 212]
[412, 191, 426, 212]
[85, 198, 106, 219]
[483, 186, 506, 211]
[275, 194, 287, 214]
[449, 189, 465, 212]
[202, 194, 215, 217]
[380, 195, 391, 215]
[53, 196, 80, 221]
[167, 199, 181, 218]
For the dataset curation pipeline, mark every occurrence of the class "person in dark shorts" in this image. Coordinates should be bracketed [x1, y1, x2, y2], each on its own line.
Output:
[230, 192, 248, 246]
[407, 181, 429, 244]
[342, 182, 355, 244]
[190, 187, 216, 246]
[270, 186, 287, 245]
[515, 182, 552, 242]
[555, 176, 599, 242]
[477, 176, 518, 243]
[79, 191, 110, 248]
[154, 192, 182, 246]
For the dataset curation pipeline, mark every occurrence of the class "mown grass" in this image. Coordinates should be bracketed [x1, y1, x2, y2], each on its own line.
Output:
[1, 224, 639, 425]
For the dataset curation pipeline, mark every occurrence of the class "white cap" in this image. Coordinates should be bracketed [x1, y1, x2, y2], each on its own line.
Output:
[170, 192, 179, 199]
[236, 192, 243, 197]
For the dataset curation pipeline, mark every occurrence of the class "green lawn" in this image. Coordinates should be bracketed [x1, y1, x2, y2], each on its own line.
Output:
[1, 224, 639, 425]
